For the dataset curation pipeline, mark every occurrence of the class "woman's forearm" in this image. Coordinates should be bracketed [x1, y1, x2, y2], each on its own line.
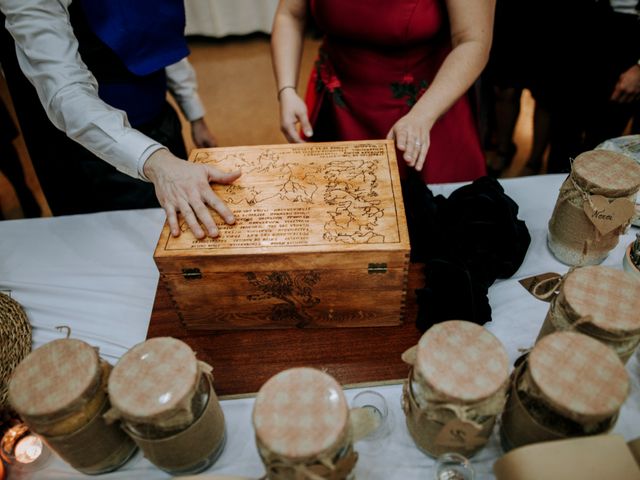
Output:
[411, 0, 495, 126]
[270, 0, 308, 93]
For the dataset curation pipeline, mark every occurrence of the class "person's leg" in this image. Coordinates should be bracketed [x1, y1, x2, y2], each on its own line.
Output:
[0, 141, 42, 218]
[520, 100, 551, 175]
[487, 86, 521, 176]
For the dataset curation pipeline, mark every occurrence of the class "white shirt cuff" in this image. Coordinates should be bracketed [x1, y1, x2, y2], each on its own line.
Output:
[137, 144, 167, 182]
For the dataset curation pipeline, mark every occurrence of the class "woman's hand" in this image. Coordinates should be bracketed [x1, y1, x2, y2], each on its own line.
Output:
[191, 117, 218, 148]
[279, 88, 313, 143]
[143, 149, 241, 239]
[387, 112, 432, 172]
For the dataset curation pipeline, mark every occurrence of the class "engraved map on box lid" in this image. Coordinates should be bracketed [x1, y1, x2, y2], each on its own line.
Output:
[161, 141, 405, 254]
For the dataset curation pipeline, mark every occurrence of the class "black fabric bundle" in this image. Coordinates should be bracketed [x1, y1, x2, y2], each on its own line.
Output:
[403, 174, 531, 332]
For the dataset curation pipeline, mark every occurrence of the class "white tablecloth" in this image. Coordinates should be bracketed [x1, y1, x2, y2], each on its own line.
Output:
[1, 174, 639, 479]
[184, 0, 279, 38]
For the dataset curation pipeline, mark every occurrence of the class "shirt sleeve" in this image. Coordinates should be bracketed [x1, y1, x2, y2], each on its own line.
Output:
[1, 0, 159, 179]
[165, 57, 206, 122]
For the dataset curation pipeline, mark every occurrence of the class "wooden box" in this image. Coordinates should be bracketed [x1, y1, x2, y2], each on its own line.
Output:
[153, 139, 410, 330]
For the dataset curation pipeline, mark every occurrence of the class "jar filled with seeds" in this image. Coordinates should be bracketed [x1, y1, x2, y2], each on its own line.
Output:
[253, 367, 358, 480]
[500, 331, 629, 451]
[8, 338, 136, 474]
[537, 266, 640, 363]
[548, 150, 640, 265]
[106, 337, 225, 475]
[401, 320, 510, 458]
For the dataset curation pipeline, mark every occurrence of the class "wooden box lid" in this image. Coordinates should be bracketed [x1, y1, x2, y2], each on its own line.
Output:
[153, 140, 409, 269]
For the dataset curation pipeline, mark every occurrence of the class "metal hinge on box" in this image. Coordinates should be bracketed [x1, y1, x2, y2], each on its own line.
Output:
[182, 268, 202, 280]
[368, 263, 387, 274]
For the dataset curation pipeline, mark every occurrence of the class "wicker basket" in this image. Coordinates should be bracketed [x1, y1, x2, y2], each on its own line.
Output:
[0, 292, 32, 410]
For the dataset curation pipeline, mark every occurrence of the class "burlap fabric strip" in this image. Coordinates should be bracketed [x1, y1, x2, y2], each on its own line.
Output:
[122, 374, 225, 474]
[8, 338, 136, 474]
[536, 266, 640, 363]
[548, 150, 640, 265]
[0, 292, 31, 410]
[253, 367, 358, 480]
[500, 331, 629, 451]
[106, 337, 226, 474]
[401, 321, 510, 458]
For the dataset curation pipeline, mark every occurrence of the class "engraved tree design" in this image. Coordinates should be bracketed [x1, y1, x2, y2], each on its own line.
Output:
[246, 271, 321, 327]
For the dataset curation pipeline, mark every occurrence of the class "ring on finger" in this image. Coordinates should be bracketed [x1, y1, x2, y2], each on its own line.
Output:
[415, 140, 422, 146]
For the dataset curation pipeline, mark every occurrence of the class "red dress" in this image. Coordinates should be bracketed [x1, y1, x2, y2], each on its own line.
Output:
[306, 0, 486, 184]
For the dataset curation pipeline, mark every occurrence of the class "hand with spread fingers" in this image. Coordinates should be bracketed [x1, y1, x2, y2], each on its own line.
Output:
[387, 113, 432, 173]
[143, 149, 241, 239]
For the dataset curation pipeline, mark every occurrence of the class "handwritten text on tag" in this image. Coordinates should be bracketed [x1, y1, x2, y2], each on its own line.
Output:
[584, 195, 635, 235]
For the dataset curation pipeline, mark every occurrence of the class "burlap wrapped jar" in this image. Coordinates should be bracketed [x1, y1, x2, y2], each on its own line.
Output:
[401, 320, 510, 458]
[253, 367, 359, 480]
[500, 331, 629, 451]
[548, 150, 640, 265]
[536, 266, 640, 363]
[8, 338, 136, 474]
[106, 337, 225, 475]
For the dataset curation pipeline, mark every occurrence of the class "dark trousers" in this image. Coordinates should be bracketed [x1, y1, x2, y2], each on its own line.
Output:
[0, 98, 41, 218]
[70, 102, 187, 213]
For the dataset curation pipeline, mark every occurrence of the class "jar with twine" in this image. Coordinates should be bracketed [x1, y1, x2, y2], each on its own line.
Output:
[105, 337, 225, 475]
[500, 331, 629, 451]
[401, 320, 510, 458]
[8, 338, 137, 474]
[536, 266, 640, 363]
[253, 367, 377, 480]
[548, 150, 640, 265]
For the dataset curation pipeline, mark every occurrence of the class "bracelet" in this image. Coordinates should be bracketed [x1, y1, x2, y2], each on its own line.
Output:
[277, 85, 296, 100]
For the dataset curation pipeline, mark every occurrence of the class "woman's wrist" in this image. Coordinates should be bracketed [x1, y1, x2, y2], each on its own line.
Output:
[277, 85, 296, 100]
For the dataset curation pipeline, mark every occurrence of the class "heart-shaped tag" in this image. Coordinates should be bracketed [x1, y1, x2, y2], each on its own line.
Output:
[519, 272, 562, 302]
[583, 195, 636, 235]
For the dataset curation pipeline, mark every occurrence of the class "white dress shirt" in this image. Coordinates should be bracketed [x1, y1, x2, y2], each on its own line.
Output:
[611, 0, 639, 15]
[1, 0, 205, 180]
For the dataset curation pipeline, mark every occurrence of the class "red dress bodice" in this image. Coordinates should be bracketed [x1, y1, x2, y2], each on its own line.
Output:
[306, 0, 486, 184]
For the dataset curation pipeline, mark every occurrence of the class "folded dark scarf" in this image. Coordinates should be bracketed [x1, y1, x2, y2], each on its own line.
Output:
[403, 174, 531, 331]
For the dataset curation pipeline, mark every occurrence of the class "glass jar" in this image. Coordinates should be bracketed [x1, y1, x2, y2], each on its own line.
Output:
[500, 331, 629, 451]
[252, 367, 358, 480]
[548, 150, 640, 265]
[106, 337, 225, 475]
[536, 266, 640, 363]
[8, 339, 136, 474]
[402, 321, 509, 458]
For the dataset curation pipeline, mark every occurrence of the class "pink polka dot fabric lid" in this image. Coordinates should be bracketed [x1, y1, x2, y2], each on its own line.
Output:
[529, 332, 629, 421]
[563, 266, 640, 335]
[108, 337, 199, 421]
[9, 339, 101, 419]
[416, 320, 509, 402]
[253, 367, 348, 459]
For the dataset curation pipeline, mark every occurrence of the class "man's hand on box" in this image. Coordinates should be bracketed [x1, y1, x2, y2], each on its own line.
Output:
[143, 149, 241, 239]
